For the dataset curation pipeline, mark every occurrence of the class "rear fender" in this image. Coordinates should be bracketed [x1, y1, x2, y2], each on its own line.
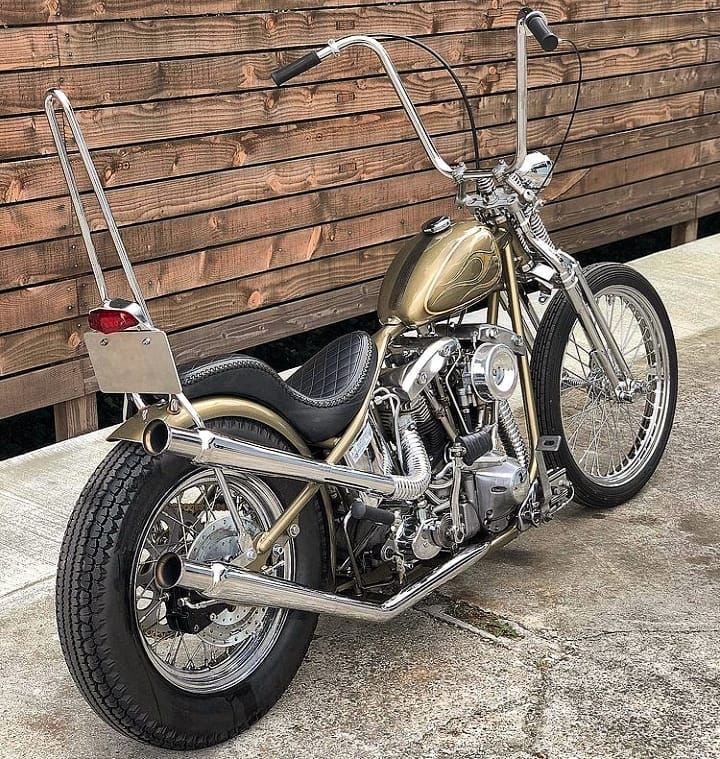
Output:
[110, 396, 336, 579]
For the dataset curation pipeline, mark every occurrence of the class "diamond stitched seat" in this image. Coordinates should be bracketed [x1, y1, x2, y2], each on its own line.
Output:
[179, 332, 377, 444]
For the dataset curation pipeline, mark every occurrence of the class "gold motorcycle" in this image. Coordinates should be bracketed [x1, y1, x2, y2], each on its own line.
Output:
[48, 9, 677, 749]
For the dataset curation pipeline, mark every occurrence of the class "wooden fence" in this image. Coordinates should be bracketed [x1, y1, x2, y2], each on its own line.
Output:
[0, 1, 718, 440]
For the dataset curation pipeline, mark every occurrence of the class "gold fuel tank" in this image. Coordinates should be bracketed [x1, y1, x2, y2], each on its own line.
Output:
[377, 218, 503, 328]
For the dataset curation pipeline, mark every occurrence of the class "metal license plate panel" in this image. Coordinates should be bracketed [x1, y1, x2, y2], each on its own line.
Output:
[85, 329, 182, 395]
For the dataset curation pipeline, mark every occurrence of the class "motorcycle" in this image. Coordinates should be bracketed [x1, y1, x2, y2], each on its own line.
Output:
[47, 8, 677, 749]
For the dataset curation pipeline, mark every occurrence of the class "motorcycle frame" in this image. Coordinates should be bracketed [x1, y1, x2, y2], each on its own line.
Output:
[44, 10, 633, 565]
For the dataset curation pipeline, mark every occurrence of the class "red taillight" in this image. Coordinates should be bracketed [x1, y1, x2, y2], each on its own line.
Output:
[88, 308, 139, 334]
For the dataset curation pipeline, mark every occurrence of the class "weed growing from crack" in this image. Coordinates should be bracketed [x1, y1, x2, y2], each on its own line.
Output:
[443, 599, 522, 639]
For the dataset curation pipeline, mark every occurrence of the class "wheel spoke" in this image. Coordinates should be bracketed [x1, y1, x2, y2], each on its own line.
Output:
[559, 282, 669, 487]
[132, 468, 295, 691]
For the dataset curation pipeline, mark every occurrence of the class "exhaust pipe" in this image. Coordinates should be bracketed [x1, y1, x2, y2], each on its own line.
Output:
[143, 420, 431, 499]
[154, 530, 516, 623]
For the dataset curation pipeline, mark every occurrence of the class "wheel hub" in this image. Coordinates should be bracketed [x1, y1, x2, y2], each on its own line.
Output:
[173, 514, 267, 647]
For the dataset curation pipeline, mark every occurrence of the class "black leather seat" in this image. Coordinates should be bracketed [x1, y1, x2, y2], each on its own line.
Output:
[180, 332, 378, 444]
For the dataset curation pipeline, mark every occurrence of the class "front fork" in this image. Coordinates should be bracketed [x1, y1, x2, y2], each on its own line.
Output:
[511, 212, 636, 398]
[498, 235, 631, 512]
[558, 260, 636, 398]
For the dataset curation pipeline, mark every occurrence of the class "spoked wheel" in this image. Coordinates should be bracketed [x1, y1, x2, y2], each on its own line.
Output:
[532, 263, 677, 507]
[133, 469, 293, 693]
[56, 418, 327, 750]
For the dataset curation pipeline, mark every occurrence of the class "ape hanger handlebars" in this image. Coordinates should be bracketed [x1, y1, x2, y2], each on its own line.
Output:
[270, 8, 560, 182]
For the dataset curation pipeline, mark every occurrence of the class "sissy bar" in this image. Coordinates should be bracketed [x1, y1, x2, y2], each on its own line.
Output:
[44, 89, 189, 408]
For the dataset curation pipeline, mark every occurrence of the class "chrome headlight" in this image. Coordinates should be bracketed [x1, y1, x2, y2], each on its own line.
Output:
[470, 343, 519, 401]
[516, 151, 554, 189]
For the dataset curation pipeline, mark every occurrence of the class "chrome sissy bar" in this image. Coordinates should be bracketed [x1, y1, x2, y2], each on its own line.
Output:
[44, 88, 152, 322]
[44, 88, 204, 426]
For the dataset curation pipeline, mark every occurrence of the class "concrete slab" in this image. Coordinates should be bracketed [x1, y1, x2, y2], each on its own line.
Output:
[1, 237, 719, 757]
[0, 428, 114, 598]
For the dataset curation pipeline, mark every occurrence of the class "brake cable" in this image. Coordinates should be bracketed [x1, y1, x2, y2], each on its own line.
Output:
[537, 38, 583, 195]
[370, 33, 482, 170]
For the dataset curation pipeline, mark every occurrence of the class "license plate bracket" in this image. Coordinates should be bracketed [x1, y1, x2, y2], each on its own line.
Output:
[85, 329, 182, 395]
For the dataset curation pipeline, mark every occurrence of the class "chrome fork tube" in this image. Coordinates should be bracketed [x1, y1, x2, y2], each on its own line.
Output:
[561, 263, 633, 389]
[513, 210, 633, 389]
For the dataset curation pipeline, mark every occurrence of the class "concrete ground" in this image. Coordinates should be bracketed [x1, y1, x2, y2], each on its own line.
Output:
[1, 237, 719, 758]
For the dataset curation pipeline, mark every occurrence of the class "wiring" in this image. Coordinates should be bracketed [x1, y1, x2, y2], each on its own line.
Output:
[538, 38, 583, 195]
[371, 33, 482, 170]
[367, 32, 584, 189]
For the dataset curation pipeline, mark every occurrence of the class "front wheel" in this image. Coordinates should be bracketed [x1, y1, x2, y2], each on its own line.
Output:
[532, 262, 677, 508]
[56, 417, 327, 749]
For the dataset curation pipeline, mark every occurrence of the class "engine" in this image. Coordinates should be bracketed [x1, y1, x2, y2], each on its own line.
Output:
[338, 323, 532, 588]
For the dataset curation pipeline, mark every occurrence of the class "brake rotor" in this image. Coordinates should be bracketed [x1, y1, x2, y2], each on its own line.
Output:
[186, 515, 268, 648]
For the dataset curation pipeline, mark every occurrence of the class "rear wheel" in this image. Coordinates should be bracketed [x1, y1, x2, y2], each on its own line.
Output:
[56, 417, 327, 749]
[532, 263, 677, 507]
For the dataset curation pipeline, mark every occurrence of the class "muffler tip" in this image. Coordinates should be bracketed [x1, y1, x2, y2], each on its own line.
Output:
[143, 419, 170, 456]
[155, 552, 183, 590]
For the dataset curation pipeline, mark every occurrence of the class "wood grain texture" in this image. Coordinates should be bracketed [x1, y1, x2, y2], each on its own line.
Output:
[1, 33, 708, 119]
[0, 1, 717, 427]
[53, 393, 98, 439]
[2, 0, 714, 25]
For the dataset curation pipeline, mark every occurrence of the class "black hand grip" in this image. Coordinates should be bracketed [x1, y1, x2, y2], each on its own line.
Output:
[525, 10, 559, 52]
[271, 51, 322, 86]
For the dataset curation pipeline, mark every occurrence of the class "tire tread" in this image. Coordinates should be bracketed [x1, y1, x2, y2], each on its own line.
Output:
[56, 419, 327, 749]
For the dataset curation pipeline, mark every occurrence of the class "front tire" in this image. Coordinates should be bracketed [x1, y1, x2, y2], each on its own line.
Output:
[532, 262, 677, 508]
[56, 417, 327, 749]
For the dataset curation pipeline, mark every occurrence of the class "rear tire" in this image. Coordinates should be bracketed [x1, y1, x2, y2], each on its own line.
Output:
[56, 417, 327, 749]
[532, 263, 677, 508]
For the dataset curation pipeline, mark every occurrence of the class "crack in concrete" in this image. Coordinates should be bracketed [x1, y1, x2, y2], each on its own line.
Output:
[418, 605, 515, 650]
[519, 653, 565, 758]
[0, 574, 55, 600]
[416, 595, 573, 758]
[403, 696, 531, 758]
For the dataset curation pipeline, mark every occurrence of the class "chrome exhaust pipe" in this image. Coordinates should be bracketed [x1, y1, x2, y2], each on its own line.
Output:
[143, 420, 430, 499]
[154, 530, 516, 623]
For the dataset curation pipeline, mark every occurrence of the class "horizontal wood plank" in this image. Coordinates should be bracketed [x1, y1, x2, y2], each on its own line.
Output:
[0, 26, 58, 72]
[0, 3, 717, 426]
[1, 0, 713, 25]
[54, 6, 720, 65]
[0, 359, 86, 418]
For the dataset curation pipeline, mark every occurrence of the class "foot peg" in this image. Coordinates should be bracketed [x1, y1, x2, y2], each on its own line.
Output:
[351, 500, 396, 526]
[518, 436, 572, 530]
[455, 427, 494, 465]
[535, 436, 573, 520]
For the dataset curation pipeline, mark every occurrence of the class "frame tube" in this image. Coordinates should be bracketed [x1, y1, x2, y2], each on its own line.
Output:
[500, 240, 540, 480]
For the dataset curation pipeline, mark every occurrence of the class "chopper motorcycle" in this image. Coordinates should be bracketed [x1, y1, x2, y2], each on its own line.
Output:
[47, 8, 677, 749]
